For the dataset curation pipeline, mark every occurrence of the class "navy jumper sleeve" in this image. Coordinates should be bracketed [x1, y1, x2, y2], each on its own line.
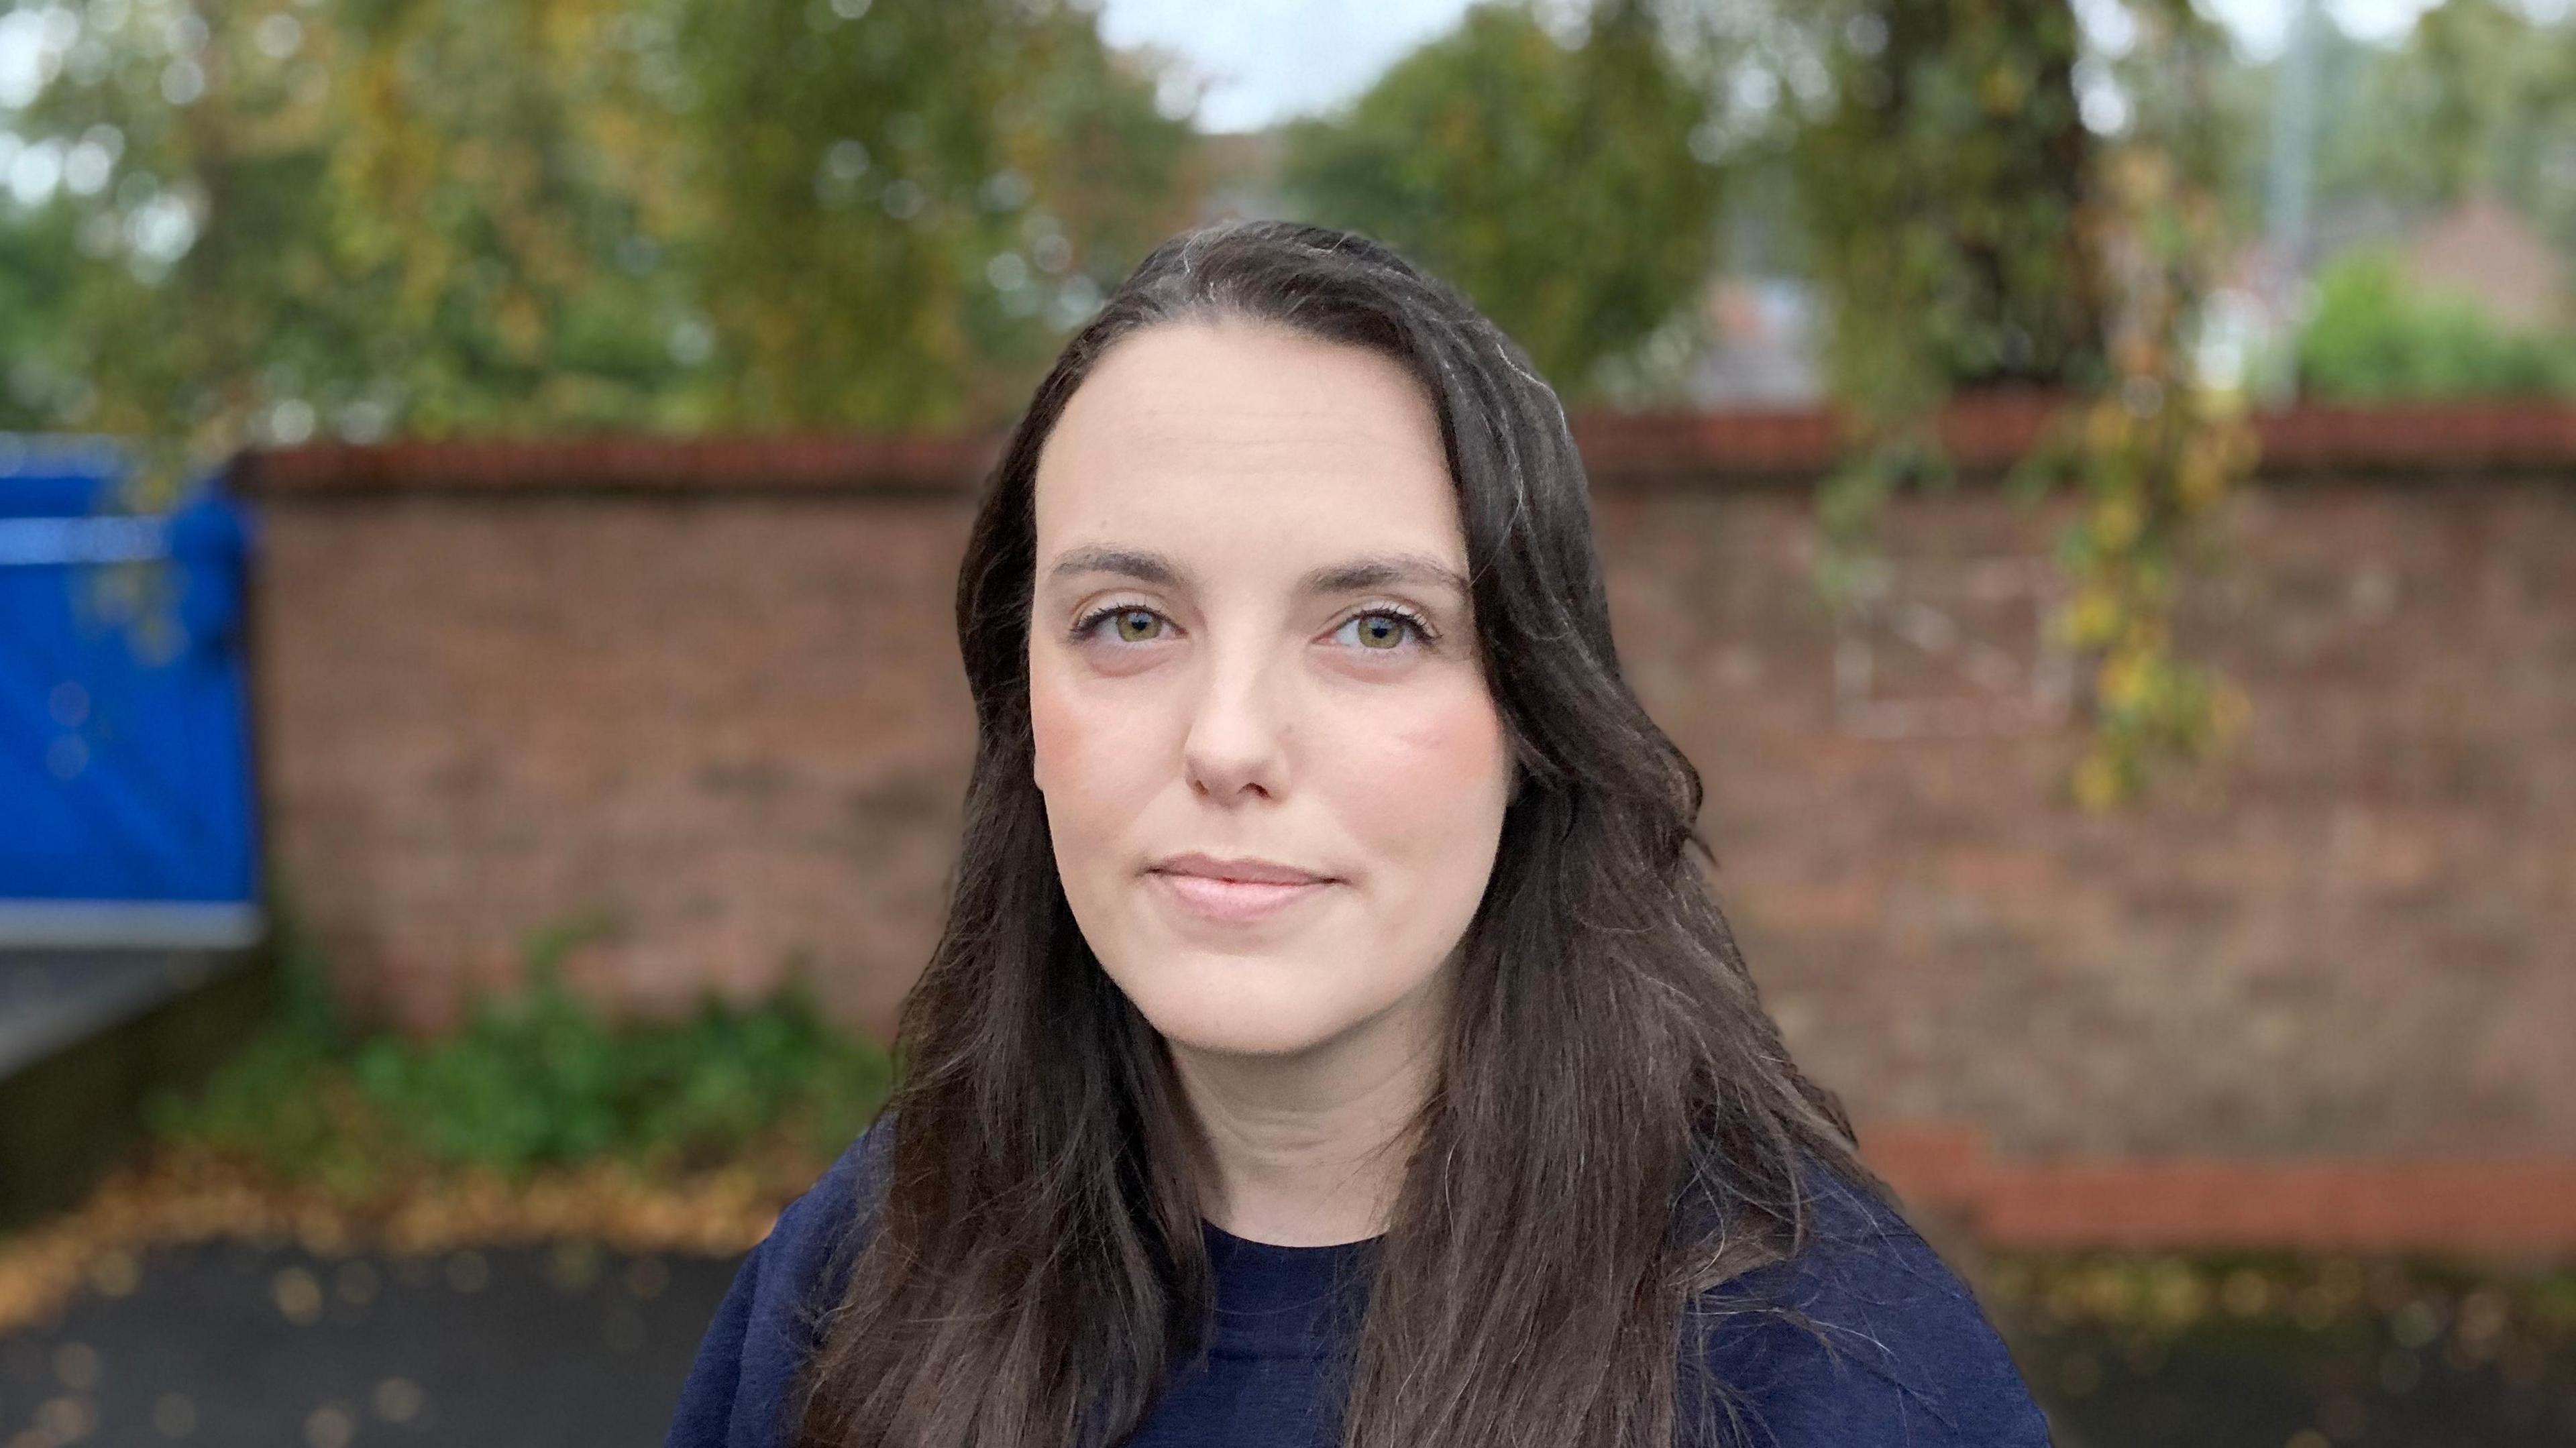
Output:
[1689, 1164, 2055, 1446]
[663, 1120, 889, 1448]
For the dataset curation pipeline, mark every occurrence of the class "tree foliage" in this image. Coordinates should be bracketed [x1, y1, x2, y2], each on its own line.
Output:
[0, 199, 82, 430]
[672, 0, 1201, 431]
[1790, 0, 2107, 412]
[0, 0, 1199, 476]
[2305, 0, 2576, 258]
[1279, 0, 1727, 402]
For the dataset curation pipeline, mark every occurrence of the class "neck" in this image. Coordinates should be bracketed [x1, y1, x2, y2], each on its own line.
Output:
[1169, 981, 1447, 1247]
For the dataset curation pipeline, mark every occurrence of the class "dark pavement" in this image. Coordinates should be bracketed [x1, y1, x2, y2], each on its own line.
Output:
[0, 1240, 743, 1447]
[9, 1236, 2572, 1447]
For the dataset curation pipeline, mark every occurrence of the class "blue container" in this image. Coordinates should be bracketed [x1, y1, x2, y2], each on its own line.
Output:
[0, 436, 263, 947]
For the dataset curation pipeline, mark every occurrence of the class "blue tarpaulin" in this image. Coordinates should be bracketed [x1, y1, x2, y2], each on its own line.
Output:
[0, 437, 263, 948]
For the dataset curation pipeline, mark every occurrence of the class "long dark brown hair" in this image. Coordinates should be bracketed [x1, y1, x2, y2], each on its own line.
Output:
[793, 219, 1884, 1448]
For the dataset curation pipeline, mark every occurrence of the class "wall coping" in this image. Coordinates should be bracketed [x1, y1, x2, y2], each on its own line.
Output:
[231, 434, 1005, 498]
[1865, 1121, 2576, 1254]
[225, 398, 2576, 499]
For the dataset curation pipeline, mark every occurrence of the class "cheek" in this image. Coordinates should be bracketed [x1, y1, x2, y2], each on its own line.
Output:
[1029, 667, 1099, 813]
[1028, 664, 1071, 797]
[1334, 687, 1513, 866]
[1028, 660, 1156, 822]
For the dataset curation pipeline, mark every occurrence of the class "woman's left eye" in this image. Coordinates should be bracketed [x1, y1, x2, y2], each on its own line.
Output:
[1332, 609, 1432, 653]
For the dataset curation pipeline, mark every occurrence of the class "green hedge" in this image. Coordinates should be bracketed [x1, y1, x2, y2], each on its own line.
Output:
[148, 911, 894, 1195]
[2296, 249, 2576, 400]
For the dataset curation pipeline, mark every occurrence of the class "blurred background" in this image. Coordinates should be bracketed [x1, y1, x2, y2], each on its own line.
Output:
[2, 0, 2573, 1443]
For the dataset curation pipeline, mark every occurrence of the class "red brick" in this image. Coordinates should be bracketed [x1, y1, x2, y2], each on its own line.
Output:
[227, 406, 2576, 1229]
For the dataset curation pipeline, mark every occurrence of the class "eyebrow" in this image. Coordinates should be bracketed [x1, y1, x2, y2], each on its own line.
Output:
[1044, 545, 1471, 600]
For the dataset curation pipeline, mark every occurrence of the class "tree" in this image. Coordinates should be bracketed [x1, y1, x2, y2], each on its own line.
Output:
[1789, 0, 2108, 408]
[17, 0, 693, 468]
[0, 201, 84, 431]
[1280, 0, 1729, 403]
[669, 0, 1200, 431]
[1, 0, 1200, 476]
[2304, 0, 2576, 258]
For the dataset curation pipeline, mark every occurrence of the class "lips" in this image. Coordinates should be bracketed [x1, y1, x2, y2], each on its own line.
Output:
[1146, 853, 1337, 924]
[1148, 852, 1331, 886]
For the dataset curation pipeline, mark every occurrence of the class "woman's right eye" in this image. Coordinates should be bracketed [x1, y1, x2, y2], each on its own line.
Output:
[1073, 605, 1170, 645]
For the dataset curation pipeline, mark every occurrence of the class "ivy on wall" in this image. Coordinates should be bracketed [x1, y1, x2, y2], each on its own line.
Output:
[1794, 0, 2256, 810]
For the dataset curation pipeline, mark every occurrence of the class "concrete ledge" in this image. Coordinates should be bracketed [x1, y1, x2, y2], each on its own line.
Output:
[0, 903, 266, 955]
[0, 947, 273, 1230]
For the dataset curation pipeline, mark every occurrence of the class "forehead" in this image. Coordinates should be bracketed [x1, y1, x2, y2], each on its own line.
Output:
[1032, 319, 1458, 550]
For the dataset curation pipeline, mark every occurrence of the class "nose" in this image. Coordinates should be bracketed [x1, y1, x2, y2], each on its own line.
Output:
[1180, 638, 1292, 804]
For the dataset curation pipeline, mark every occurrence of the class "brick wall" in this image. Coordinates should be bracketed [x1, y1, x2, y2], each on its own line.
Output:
[237, 480, 986, 1036]
[228, 406, 2576, 1248]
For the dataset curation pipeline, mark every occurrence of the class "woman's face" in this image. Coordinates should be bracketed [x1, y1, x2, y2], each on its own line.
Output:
[1028, 318, 1514, 1063]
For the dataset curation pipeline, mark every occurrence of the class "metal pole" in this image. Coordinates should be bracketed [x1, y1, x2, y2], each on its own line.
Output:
[2259, 0, 2325, 402]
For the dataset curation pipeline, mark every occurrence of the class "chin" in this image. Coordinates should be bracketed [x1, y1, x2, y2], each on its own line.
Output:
[1152, 1015, 1342, 1060]
[1108, 952, 1375, 1060]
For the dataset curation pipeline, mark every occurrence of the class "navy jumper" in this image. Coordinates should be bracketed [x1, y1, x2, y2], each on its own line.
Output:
[664, 1123, 2054, 1447]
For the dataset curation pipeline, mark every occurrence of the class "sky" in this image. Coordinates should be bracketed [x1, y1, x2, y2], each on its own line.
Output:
[1096, 0, 2451, 133]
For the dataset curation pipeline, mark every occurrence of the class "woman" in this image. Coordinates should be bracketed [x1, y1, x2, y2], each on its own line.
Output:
[665, 219, 2053, 1448]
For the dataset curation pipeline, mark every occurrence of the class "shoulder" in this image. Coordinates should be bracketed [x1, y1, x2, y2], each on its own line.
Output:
[662, 1115, 896, 1448]
[1684, 1154, 2055, 1448]
[753, 1113, 898, 1316]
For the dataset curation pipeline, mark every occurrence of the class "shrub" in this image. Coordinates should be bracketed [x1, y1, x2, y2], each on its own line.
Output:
[2295, 248, 2576, 400]
[149, 911, 894, 1192]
